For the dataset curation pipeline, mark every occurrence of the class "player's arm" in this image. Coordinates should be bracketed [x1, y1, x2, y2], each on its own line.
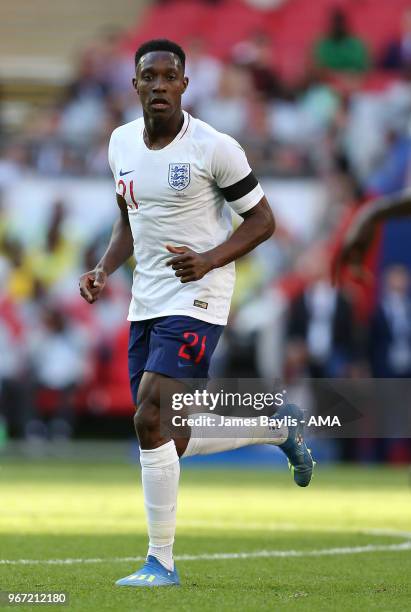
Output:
[207, 195, 275, 268]
[334, 189, 411, 282]
[79, 194, 133, 303]
[167, 135, 275, 283]
[166, 196, 274, 283]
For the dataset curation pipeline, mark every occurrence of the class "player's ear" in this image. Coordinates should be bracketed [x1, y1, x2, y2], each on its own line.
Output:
[182, 76, 189, 93]
[132, 77, 139, 95]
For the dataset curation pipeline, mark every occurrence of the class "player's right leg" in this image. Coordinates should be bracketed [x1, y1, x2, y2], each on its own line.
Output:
[116, 370, 183, 587]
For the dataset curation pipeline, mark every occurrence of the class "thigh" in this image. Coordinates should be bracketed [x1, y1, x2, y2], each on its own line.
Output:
[128, 320, 153, 406]
[145, 316, 224, 382]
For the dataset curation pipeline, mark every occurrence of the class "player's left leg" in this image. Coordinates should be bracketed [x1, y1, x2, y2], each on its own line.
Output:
[182, 403, 315, 487]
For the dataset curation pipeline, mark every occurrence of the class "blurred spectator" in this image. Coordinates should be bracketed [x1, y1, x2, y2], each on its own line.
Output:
[58, 34, 115, 146]
[382, 71, 411, 136]
[0, 262, 29, 440]
[338, 90, 386, 183]
[313, 8, 370, 74]
[90, 27, 133, 97]
[298, 74, 340, 140]
[286, 249, 356, 377]
[268, 89, 307, 146]
[380, 8, 411, 71]
[196, 64, 252, 137]
[232, 31, 283, 100]
[1, 237, 37, 302]
[59, 96, 108, 147]
[0, 193, 10, 250]
[85, 114, 120, 175]
[25, 106, 65, 176]
[369, 265, 411, 378]
[367, 133, 411, 195]
[27, 306, 90, 442]
[268, 81, 338, 153]
[230, 252, 265, 313]
[183, 38, 223, 111]
[0, 143, 29, 188]
[368, 265, 411, 463]
[30, 201, 78, 290]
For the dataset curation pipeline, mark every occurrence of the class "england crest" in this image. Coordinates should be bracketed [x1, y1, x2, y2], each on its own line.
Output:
[168, 163, 190, 191]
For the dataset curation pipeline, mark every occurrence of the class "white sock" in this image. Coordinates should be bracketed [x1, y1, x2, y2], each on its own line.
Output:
[139, 440, 180, 571]
[182, 413, 288, 458]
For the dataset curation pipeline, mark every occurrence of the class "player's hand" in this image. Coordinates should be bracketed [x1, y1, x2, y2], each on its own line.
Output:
[166, 245, 213, 283]
[332, 216, 376, 285]
[79, 268, 107, 303]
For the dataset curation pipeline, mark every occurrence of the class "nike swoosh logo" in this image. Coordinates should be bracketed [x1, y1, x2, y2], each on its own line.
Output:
[119, 169, 134, 177]
[177, 362, 192, 368]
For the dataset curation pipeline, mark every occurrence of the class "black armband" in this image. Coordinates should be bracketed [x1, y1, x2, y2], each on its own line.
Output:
[220, 171, 258, 202]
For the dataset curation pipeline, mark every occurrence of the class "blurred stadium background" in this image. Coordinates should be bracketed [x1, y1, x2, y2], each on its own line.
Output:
[1, 0, 411, 467]
[2, 2, 411, 609]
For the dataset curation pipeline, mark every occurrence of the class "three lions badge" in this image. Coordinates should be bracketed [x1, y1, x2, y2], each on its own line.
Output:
[168, 163, 190, 191]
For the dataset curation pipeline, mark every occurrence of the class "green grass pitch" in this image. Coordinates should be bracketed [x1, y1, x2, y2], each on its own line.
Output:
[1, 458, 411, 611]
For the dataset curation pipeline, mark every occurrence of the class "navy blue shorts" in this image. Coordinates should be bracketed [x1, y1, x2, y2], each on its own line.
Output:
[128, 316, 224, 405]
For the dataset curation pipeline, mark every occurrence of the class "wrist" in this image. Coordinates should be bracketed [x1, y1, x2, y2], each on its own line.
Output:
[95, 262, 109, 276]
[204, 249, 219, 271]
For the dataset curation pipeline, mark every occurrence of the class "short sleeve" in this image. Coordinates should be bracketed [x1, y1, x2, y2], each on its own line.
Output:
[211, 134, 264, 214]
[108, 131, 122, 195]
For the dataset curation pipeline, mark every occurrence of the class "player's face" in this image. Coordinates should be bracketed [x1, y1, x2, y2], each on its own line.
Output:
[133, 51, 188, 118]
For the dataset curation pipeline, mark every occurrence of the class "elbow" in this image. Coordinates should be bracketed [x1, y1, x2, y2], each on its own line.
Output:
[262, 209, 275, 241]
[243, 197, 275, 242]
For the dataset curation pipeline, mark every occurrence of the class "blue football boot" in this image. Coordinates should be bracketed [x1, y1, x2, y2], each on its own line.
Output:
[275, 403, 315, 487]
[115, 556, 180, 587]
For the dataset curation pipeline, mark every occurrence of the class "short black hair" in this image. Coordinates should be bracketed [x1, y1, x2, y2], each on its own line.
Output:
[135, 39, 186, 70]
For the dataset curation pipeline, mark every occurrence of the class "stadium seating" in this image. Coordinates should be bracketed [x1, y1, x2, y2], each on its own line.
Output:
[123, 0, 411, 79]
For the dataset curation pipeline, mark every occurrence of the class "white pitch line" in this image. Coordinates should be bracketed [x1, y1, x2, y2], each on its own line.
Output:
[1, 542, 411, 566]
[178, 521, 411, 539]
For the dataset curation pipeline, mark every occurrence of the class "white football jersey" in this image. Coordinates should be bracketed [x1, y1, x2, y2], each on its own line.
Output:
[108, 111, 264, 325]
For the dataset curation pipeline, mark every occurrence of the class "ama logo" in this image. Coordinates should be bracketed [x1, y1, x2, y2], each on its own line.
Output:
[168, 163, 190, 191]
